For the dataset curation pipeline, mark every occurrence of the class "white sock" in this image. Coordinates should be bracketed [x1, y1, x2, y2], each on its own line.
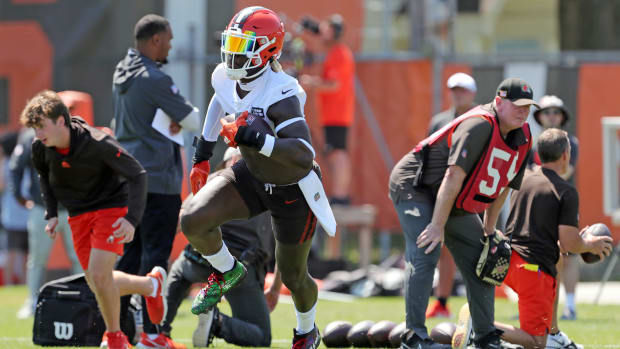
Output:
[566, 293, 575, 310]
[203, 243, 235, 273]
[295, 302, 317, 335]
[149, 276, 158, 297]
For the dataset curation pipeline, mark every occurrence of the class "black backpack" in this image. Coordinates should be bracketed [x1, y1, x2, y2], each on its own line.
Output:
[33, 273, 141, 346]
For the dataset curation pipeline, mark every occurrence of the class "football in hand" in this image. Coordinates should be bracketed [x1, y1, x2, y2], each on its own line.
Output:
[245, 113, 274, 136]
[581, 223, 613, 264]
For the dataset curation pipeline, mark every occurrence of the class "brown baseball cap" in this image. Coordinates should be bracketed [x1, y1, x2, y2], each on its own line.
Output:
[496, 78, 540, 108]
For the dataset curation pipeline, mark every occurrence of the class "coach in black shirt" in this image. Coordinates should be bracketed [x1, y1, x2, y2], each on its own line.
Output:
[496, 128, 612, 349]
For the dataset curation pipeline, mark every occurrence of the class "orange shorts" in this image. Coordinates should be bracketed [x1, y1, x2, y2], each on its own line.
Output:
[68, 207, 128, 270]
[504, 250, 556, 336]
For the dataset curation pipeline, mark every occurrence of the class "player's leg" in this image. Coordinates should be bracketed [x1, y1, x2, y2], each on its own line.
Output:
[86, 248, 124, 331]
[266, 180, 320, 348]
[494, 322, 546, 349]
[23, 205, 54, 318]
[57, 210, 83, 275]
[496, 251, 552, 349]
[90, 207, 168, 329]
[427, 246, 456, 318]
[546, 256, 583, 349]
[275, 225, 320, 348]
[560, 254, 579, 320]
[181, 176, 250, 256]
[276, 236, 316, 308]
[550, 256, 563, 334]
[182, 164, 261, 314]
[445, 214, 497, 345]
[131, 193, 182, 339]
[67, 212, 129, 347]
[393, 194, 440, 340]
[324, 126, 351, 204]
[160, 253, 194, 336]
[135, 193, 181, 277]
[218, 263, 272, 346]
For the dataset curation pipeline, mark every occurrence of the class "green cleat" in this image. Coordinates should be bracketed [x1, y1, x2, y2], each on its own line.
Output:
[191, 260, 247, 315]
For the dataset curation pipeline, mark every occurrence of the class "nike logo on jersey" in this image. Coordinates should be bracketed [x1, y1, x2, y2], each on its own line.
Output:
[285, 199, 299, 205]
[282, 89, 293, 95]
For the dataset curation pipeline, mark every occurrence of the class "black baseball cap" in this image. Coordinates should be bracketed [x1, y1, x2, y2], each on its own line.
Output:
[496, 78, 540, 108]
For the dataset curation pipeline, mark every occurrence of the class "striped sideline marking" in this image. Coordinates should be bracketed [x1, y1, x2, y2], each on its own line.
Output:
[2, 337, 619, 348]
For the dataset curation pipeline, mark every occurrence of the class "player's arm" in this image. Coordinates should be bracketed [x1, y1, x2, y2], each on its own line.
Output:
[231, 96, 314, 172]
[265, 265, 282, 312]
[266, 96, 314, 170]
[559, 225, 612, 259]
[8, 141, 30, 206]
[190, 96, 225, 194]
[417, 117, 492, 253]
[483, 187, 511, 236]
[557, 187, 612, 258]
[31, 141, 58, 220]
[101, 137, 147, 228]
[424, 164, 467, 234]
[300, 74, 339, 91]
[145, 75, 200, 132]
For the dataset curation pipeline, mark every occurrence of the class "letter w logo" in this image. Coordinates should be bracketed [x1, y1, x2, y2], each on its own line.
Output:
[53, 321, 73, 340]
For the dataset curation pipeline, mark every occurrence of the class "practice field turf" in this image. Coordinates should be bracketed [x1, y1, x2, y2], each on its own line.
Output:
[0, 285, 618, 348]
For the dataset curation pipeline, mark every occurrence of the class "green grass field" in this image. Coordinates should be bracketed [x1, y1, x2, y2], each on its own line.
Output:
[0, 285, 618, 348]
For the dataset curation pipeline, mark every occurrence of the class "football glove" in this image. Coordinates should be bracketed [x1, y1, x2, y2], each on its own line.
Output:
[476, 231, 511, 286]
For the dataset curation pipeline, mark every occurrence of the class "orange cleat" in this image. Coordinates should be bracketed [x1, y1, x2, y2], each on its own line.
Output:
[425, 299, 451, 318]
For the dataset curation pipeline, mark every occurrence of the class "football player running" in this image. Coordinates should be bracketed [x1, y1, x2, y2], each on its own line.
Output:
[181, 7, 335, 349]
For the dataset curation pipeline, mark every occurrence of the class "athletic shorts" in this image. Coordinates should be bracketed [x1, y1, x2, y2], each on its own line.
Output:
[6, 229, 28, 252]
[324, 126, 349, 151]
[219, 159, 319, 245]
[504, 250, 556, 336]
[68, 206, 128, 270]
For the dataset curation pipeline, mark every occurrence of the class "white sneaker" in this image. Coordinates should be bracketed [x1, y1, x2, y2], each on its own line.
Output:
[16, 299, 33, 319]
[546, 331, 583, 349]
[192, 306, 218, 347]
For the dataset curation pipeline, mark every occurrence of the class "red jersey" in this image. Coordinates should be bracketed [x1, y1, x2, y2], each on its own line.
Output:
[415, 106, 532, 213]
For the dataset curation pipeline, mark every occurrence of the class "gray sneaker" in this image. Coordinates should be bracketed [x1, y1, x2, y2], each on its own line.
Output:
[192, 306, 220, 347]
[400, 330, 452, 349]
[546, 331, 583, 349]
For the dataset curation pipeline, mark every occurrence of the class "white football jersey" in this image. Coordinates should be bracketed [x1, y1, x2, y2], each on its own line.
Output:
[211, 63, 306, 130]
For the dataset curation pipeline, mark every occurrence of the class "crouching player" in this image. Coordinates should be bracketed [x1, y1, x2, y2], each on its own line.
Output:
[23, 90, 167, 349]
[495, 128, 612, 349]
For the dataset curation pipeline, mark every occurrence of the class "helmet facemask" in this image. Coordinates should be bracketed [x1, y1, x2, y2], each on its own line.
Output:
[221, 29, 279, 80]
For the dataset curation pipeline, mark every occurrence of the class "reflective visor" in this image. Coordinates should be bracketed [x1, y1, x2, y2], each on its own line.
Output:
[222, 30, 257, 54]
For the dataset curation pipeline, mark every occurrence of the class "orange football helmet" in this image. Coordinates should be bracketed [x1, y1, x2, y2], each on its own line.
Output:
[221, 6, 285, 80]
